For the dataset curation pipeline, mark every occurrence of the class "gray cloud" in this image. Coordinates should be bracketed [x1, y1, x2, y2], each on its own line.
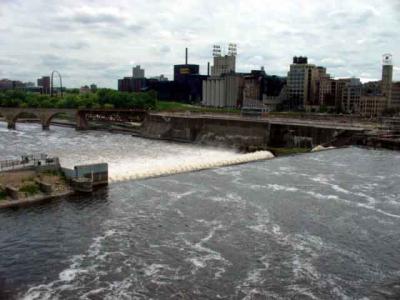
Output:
[72, 11, 121, 24]
[0, 0, 399, 88]
[0, 58, 19, 65]
[50, 41, 89, 50]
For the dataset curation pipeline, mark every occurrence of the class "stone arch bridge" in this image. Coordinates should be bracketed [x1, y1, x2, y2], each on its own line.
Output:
[0, 108, 78, 130]
[0, 107, 147, 130]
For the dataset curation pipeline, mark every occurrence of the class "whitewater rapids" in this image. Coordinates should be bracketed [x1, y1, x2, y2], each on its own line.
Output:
[109, 151, 274, 183]
[0, 122, 275, 184]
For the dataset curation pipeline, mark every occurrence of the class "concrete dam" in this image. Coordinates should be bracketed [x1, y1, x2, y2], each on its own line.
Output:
[140, 113, 367, 150]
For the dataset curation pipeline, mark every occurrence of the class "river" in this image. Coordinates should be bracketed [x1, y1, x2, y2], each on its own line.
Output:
[1, 122, 400, 299]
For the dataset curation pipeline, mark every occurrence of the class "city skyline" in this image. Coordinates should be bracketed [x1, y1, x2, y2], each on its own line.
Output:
[1, 0, 399, 88]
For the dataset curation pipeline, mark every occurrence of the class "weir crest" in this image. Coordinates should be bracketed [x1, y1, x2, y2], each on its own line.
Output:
[108, 151, 274, 183]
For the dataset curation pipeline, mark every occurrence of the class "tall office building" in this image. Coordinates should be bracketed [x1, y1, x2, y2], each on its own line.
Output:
[317, 75, 336, 108]
[341, 78, 362, 113]
[286, 57, 316, 109]
[381, 54, 393, 107]
[391, 82, 400, 108]
[132, 65, 145, 79]
[37, 76, 51, 94]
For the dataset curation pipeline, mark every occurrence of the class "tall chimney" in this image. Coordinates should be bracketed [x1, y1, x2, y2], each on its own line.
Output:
[185, 48, 188, 65]
[207, 62, 210, 76]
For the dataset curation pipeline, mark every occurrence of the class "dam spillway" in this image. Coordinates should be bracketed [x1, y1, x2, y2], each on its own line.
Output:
[0, 122, 273, 183]
[108, 150, 274, 183]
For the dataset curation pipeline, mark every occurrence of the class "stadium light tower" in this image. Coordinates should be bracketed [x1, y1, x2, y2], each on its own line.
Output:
[213, 45, 221, 57]
[228, 43, 237, 56]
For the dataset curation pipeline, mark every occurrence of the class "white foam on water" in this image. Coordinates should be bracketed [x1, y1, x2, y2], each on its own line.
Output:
[312, 175, 379, 205]
[187, 257, 206, 269]
[311, 174, 334, 184]
[235, 253, 280, 300]
[108, 151, 274, 183]
[59, 269, 79, 281]
[80, 288, 108, 299]
[22, 229, 118, 300]
[307, 173, 400, 219]
[22, 290, 53, 300]
[325, 183, 351, 194]
[267, 184, 299, 192]
[288, 286, 320, 300]
[183, 222, 231, 274]
[246, 255, 270, 285]
[306, 191, 339, 200]
[210, 192, 244, 204]
[305, 187, 400, 219]
[214, 266, 226, 279]
[143, 264, 171, 277]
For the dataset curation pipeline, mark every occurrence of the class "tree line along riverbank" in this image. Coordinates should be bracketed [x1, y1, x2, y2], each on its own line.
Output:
[0, 90, 240, 114]
[0, 89, 157, 110]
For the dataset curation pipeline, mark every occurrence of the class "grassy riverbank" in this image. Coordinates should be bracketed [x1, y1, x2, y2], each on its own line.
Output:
[266, 147, 311, 156]
[154, 101, 240, 114]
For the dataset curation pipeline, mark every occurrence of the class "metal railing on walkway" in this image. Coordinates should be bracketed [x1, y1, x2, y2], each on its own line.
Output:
[0, 154, 50, 171]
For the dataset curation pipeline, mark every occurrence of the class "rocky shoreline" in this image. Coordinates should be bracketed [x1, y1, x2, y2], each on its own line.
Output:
[0, 190, 74, 209]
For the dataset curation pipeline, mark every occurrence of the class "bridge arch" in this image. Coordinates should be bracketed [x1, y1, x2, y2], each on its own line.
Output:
[0, 111, 5, 128]
[8, 110, 42, 130]
[42, 111, 76, 130]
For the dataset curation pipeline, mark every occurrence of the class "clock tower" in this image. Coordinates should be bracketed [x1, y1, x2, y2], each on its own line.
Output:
[381, 54, 393, 107]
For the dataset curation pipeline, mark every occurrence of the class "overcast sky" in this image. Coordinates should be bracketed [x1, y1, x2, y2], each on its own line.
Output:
[1, 0, 399, 88]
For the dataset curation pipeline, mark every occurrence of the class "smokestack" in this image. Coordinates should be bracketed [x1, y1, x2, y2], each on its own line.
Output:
[185, 48, 188, 65]
[207, 62, 210, 76]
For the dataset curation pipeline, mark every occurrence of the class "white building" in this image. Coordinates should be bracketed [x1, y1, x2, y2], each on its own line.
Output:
[202, 74, 243, 107]
[211, 55, 236, 76]
[202, 44, 240, 107]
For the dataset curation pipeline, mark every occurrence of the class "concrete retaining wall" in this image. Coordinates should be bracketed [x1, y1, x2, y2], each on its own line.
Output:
[140, 114, 361, 149]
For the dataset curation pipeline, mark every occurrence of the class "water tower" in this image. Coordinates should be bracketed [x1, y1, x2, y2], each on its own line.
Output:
[381, 54, 393, 107]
